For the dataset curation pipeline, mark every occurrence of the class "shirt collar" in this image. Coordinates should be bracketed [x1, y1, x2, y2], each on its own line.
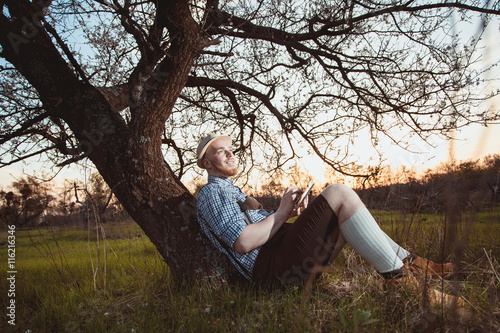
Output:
[207, 175, 247, 204]
[207, 175, 234, 186]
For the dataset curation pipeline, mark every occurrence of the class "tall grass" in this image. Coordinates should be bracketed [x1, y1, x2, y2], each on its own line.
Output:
[1, 209, 499, 332]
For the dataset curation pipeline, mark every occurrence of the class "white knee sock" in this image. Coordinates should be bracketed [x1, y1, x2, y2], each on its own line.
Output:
[339, 207, 403, 273]
[383, 233, 410, 261]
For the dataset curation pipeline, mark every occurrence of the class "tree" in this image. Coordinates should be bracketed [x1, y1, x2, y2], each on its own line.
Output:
[0, 176, 55, 227]
[0, 0, 499, 282]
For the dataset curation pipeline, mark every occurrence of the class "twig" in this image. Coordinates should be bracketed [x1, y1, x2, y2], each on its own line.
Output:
[483, 248, 500, 285]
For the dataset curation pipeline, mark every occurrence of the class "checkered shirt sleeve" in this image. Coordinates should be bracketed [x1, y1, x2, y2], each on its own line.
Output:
[197, 176, 271, 280]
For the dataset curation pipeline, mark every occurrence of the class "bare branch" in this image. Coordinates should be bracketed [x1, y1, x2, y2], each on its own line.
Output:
[0, 146, 56, 168]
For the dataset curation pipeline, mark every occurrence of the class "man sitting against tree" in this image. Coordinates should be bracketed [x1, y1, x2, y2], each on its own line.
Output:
[196, 134, 462, 307]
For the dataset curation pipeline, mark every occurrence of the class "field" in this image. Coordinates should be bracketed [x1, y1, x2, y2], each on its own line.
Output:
[1, 208, 499, 332]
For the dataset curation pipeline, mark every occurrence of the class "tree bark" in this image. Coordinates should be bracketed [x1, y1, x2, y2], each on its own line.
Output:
[0, 0, 237, 283]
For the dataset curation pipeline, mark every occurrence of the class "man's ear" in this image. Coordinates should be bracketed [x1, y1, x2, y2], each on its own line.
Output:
[203, 159, 211, 169]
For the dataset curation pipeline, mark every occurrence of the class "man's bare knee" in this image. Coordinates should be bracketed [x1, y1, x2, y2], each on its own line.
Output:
[320, 183, 364, 222]
[321, 183, 353, 202]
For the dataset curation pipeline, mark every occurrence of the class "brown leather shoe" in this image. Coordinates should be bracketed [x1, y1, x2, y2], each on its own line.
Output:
[426, 285, 466, 308]
[404, 252, 457, 279]
[383, 267, 465, 308]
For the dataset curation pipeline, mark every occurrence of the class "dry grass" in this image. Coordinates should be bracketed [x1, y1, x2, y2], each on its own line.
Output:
[0, 208, 499, 332]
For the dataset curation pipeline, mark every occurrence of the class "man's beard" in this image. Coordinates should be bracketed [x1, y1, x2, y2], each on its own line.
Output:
[215, 163, 238, 177]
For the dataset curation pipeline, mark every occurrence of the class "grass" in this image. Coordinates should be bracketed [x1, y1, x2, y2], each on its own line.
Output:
[0, 208, 499, 332]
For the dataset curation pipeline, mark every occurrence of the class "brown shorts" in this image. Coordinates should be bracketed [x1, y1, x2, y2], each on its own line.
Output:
[252, 194, 340, 284]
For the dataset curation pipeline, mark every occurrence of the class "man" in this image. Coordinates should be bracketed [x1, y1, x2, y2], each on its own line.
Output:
[196, 134, 461, 307]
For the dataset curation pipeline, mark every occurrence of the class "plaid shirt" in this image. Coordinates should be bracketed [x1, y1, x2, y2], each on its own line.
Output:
[197, 175, 272, 280]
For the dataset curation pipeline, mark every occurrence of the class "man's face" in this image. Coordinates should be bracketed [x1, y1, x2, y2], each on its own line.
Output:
[203, 138, 238, 177]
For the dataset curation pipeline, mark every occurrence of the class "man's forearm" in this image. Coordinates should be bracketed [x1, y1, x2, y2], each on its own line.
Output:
[234, 186, 299, 254]
[233, 210, 289, 254]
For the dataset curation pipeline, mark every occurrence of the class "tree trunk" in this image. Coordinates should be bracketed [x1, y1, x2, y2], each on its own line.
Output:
[0, 0, 238, 283]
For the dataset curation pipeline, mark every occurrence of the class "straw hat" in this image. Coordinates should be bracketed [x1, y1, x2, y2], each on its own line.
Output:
[196, 134, 232, 168]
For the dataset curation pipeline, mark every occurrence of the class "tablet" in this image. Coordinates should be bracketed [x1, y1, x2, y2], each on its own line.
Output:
[296, 181, 315, 210]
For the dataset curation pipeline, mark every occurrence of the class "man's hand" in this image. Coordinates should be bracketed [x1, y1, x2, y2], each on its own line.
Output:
[234, 187, 298, 254]
[233, 186, 305, 254]
[277, 186, 302, 219]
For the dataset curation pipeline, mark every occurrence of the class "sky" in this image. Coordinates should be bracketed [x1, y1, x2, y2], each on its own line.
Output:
[293, 11, 500, 185]
[298, 121, 500, 184]
[0, 4, 499, 190]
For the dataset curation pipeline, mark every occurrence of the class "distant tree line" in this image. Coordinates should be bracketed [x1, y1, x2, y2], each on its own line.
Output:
[356, 154, 500, 213]
[0, 173, 129, 228]
[246, 154, 499, 214]
[247, 154, 500, 214]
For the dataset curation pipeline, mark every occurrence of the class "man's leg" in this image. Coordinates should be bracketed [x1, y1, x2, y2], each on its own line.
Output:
[320, 183, 458, 280]
[383, 233, 410, 260]
[320, 184, 405, 274]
